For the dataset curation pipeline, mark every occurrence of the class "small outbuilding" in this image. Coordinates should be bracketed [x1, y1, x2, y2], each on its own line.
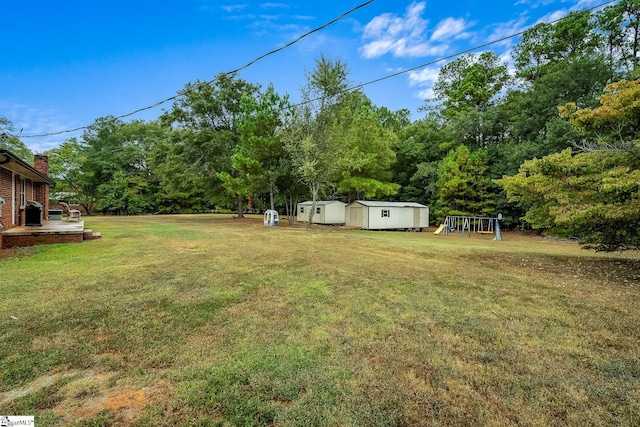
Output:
[297, 200, 347, 225]
[345, 201, 429, 231]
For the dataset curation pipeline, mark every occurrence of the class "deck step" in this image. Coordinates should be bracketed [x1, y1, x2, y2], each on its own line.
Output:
[83, 229, 103, 240]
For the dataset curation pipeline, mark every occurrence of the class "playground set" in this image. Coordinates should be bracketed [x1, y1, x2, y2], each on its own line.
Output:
[434, 215, 502, 240]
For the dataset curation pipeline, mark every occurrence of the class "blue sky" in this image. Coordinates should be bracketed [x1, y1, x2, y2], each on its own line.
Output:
[2, 0, 607, 152]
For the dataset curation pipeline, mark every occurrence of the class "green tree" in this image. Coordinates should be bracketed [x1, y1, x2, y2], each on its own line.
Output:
[596, 0, 640, 75]
[514, 10, 601, 82]
[220, 85, 290, 211]
[331, 92, 400, 199]
[433, 52, 510, 119]
[507, 56, 610, 151]
[149, 128, 210, 213]
[284, 55, 350, 226]
[559, 78, 640, 156]
[162, 74, 260, 216]
[497, 149, 640, 251]
[76, 117, 161, 214]
[0, 117, 32, 163]
[434, 145, 493, 220]
[499, 79, 640, 251]
[46, 138, 94, 210]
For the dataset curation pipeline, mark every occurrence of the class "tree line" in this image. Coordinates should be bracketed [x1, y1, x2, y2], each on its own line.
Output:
[2, 1, 639, 251]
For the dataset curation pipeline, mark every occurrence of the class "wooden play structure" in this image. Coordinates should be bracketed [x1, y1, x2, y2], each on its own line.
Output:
[434, 215, 502, 240]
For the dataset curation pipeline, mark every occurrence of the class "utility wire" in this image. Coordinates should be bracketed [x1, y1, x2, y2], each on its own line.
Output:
[20, 0, 617, 139]
[302, 0, 618, 106]
[19, 0, 374, 139]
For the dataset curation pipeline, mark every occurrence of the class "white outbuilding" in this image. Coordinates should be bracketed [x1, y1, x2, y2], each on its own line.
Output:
[297, 200, 347, 224]
[345, 201, 429, 230]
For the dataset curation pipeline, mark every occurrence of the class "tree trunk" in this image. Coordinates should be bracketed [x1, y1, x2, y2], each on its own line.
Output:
[236, 197, 244, 218]
[269, 179, 275, 211]
[308, 182, 319, 228]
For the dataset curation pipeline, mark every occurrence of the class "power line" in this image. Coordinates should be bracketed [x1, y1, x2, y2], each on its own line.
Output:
[20, 0, 618, 139]
[303, 0, 618, 106]
[19, 0, 374, 139]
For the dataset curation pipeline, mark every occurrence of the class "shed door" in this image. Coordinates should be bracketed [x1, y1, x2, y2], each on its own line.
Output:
[349, 207, 363, 228]
[413, 208, 421, 228]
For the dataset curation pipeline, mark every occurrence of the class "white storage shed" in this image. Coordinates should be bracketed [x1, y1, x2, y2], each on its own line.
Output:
[345, 201, 429, 230]
[297, 200, 347, 224]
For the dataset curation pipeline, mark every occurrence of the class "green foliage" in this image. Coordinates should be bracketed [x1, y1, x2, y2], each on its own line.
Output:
[433, 52, 510, 119]
[559, 78, 640, 156]
[497, 149, 640, 251]
[434, 145, 494, 220]
[162, 73, 261, 215]
[229, 85, 291, 210]
[332, 92, 400, 199]
[514, 10, 601, 81]
[507, 56, 610, 147]
[597, 0, 640, 75]
[392, 115, 448, 205]
[0, 116, 32, 163]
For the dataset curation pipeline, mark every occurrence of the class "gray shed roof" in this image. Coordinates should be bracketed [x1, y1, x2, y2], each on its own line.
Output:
[298, 200, 346, 206]
[350, 200, 427, 208]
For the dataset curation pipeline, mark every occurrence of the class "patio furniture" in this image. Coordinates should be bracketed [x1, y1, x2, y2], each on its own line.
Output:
[59, 202, 82, 222]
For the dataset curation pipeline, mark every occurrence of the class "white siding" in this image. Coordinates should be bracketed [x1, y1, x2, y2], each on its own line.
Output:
[346, 201, 429, 230]
[297, 201, 346, 224]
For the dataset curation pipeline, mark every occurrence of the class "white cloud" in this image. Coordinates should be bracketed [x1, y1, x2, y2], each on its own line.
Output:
[408, 67, 440, 86]
[514, 0, 557, 7]
[415, 87, 434, 101]
[220, 4, 247, 13]
[430, 17, 472, 42]
[2, 103, 79, 153]
[572, 0, 602, 9]
[360, 1, 473, 59]
[408, 66, 441, 101]
[536, 9, 567, 24]
[261, 2, 288, 9]
[487, 18, 528, 46]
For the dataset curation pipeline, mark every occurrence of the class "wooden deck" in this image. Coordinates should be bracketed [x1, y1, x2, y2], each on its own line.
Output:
[1, 220, 100, 249]
[3, 220, 85, 235]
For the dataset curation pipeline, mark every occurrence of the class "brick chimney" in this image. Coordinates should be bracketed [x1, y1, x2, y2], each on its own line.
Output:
[33, 154, 50, 221]
[34, 154, 49, 175]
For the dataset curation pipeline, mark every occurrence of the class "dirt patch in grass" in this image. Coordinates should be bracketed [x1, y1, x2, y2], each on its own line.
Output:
[66, 387, 148, 422]
[0, 373, 67, 404]
[0, 370, 151, 424]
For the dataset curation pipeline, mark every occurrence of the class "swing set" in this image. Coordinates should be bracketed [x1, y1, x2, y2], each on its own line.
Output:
[434, 215, 503, 240]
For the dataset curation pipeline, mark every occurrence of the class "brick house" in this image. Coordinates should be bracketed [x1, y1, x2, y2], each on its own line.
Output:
[0, 149, 54, 234]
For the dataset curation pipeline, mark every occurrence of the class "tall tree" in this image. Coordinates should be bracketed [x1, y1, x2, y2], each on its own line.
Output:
[76, 118, 161, 215]
[162, 74, 260, 216]
[46, 138, 93, 210]
[285, 55, 350, 226]
[434, 145, 494, 221]
[331, 91, 400, 199]
[149, 128, 210, 213]
[433, 52, 510, 119]
[392, 114, 448, 205]
[514, 10, 601, 82]
[499, 79, 640, 251]
[597, 0, 640, 75]
[220, 85, 290, 211]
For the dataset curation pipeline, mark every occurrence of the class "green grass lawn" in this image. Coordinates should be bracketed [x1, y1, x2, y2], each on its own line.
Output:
[1, 214, 639, 426]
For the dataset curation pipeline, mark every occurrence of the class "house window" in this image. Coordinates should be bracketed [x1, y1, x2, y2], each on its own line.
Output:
[299, 207, 305, 213]
[381, 209, 390, 218]
[316, 207, 321, 214]
[20, 179, 26, 208]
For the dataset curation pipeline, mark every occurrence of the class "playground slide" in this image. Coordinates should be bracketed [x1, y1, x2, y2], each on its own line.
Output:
[433, 224, 445, 235]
